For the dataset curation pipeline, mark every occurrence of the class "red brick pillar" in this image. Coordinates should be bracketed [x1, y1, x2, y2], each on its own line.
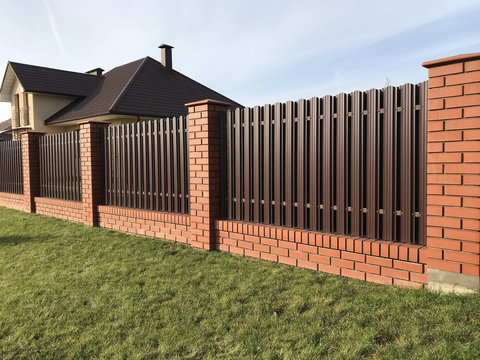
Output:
[185, 99, 231, 250]
[21, 131, 44, 213]
[423, 53, 480, 293]
[79, 121, 108, 226]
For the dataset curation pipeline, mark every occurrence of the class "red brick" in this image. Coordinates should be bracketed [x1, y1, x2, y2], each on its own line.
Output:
[366, 256, 393, 267]
[466, 60, 480, 72]
[298, 244, 317, 254]
[429, 108, 463, 121]
[270, 246, 288, 257]
[444, 185, 480, 197]
[428, 85, 463, 99]
[428, 130, 462, 142]
[445, 94, 480, 108]
[462, 264, 480, 276]
[464, 130, 480, 140]
[318, 247, 340, 258]
[427, 153, 462, 164]
[465, 106, 480, 118]
[428, 258, 461, 273]
[427, 216, 460, 229]
[381, 267, 409, 280]
[318, 263, 341, 275]
[309, 253, 331, 264]
[254, 243, 270, 253]
[341, 251, 365, 262]
[393, 260, 424, 273]
[445, 207, 480, 220]
[245, 249, 260, 258]
[444, 228, 480, 242]
[278, 240, 297, 250]
[429, 63, 464, 77]
[443, 250, 479, 265]
[298, 260, 318, 271]
[427, 174, 461, 185]
[331, 258, 354, 269]
[366, 273, 393, 285]
[289, 250, 308, 260]
[355, 262, 380, 274]
[427, 195, 461, 207]
[446, 71, 480, 85]
[428, 237, 461, 251]
[341, 268, 365, 281]
[411, 272, 428, 284]
[428, 77, 445, 88]
[464, 83, 480, 95]
[428, 99, 444, 110]
[445, 118, 480, 130]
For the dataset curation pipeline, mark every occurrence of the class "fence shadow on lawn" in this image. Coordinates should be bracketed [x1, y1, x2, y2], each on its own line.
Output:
[0, 235, 49, 246]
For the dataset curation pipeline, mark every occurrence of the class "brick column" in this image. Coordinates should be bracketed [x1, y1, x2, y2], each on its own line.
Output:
[185, 99, 231, 250]
[80, 121, 108, 226]
[423, 53, 480, 293]
[21, 131, 44, 213]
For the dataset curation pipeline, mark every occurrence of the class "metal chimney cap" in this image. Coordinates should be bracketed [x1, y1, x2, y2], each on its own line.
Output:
[158, 44, 174, 49]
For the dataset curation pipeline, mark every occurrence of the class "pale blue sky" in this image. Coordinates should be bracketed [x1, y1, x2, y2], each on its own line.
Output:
[1, 0, 479, 120]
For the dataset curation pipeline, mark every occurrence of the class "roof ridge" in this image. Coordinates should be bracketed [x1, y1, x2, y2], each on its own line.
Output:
[108, 57, 149, 113]
[8, 61, 99, 78]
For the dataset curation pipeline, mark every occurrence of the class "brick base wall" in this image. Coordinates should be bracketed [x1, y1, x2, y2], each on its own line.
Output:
[215, 220, 428, 288]
[97, 205, 190, 244]
[0, 192, 25, 211]
[34, 197, 83, 223]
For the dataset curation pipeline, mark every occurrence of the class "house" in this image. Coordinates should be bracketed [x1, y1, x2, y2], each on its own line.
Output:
[0, 44, 240, 139]
[0, 119, 12, 141]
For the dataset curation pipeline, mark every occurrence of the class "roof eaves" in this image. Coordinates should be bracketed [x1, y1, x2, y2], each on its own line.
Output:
[108, 57, 149, 114]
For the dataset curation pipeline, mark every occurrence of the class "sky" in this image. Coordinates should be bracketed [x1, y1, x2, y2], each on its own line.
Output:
[0, 0, 479, 121]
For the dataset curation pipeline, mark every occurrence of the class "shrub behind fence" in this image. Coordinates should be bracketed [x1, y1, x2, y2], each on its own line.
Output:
[0, 140, 23, 194]
[224, 82, 427, 245]
[39, 131, 81, 201]
[103, 118, 189, 214]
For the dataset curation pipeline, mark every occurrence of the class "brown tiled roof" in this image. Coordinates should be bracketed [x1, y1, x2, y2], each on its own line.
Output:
[45, 57, 241, 124]
[8, 62, 101, 97]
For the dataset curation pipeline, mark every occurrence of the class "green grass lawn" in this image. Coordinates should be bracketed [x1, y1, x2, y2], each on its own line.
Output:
[0, 208, 479, 359]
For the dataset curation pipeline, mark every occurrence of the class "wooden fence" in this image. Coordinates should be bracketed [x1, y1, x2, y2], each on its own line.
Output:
[39, 131, 81, 201]
[224, 82, 427, 245]
[0, 140, 23, 194]
[103, 118, 189, 213]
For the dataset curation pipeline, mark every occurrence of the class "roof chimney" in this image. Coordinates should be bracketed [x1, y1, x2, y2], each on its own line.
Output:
[86, 67, 104, 76]
[159, 44, 173, 69]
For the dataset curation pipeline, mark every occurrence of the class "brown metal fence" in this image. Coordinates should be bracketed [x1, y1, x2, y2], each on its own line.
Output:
[103, 118, 189, 213]
[0, 140, 23, 194]
[224, 82, 427, 245]
[39, 131, 81, 201]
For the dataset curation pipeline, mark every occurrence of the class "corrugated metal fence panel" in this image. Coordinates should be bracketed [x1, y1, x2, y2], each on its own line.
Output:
[103, 118, 189, 214]
[225, 82, 427, 245]
[39, 131, 81, 201]
[0, 140, 23, 194]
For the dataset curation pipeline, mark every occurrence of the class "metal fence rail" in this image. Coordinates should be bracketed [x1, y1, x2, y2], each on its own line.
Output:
[39, 131, 81, 201]
[0, 140, 23, 194]
[103, 118, 189, 214]
[224, 82, 427, 245]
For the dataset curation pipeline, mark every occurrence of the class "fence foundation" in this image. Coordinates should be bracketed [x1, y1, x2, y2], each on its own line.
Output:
[186, 99, 231, 250]
[21, 131, 44, 213]
[80, 121, 108, 226]
[423, 52, 480, 293]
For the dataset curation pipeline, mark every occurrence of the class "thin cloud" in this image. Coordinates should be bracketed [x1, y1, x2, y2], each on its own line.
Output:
[43, 0, 65, 56]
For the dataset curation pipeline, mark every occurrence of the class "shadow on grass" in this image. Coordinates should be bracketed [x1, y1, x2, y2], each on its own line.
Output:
[0, 235, 48, 246]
